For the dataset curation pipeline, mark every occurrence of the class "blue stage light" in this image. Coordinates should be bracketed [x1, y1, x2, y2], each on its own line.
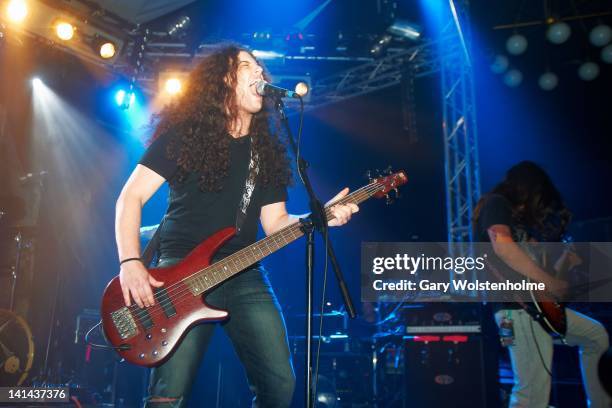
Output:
[115, 89, 136, 109]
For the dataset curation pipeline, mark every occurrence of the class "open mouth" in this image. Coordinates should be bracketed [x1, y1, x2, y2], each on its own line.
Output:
[249, 80, 262, 97]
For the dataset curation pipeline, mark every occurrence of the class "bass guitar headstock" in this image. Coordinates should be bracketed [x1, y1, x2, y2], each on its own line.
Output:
[367, 167, 408, 204]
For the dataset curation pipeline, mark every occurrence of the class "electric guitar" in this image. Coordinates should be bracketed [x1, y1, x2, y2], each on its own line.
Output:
[101, 171, 408, 366]
[523, 238, 577, 341]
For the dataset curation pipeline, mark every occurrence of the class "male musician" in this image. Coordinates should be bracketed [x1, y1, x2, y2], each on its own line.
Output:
[473, 161, 609, 407]
[115, 44, 359, 407]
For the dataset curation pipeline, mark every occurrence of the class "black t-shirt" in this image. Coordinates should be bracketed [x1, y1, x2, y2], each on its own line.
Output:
[476, 194, 514, 242]
[139, 133, 287, 260]
[476, 194, 524, 309]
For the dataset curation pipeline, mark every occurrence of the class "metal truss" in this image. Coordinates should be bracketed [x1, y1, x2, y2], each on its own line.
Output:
[440, 1, 481, 244]
[299, 42, 440, 112]
[298, 4, 481, 245]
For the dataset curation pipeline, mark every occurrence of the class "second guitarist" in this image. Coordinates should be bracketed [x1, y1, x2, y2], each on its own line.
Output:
[473, 161, 609, 408]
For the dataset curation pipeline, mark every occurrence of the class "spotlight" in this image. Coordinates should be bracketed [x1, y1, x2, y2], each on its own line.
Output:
[158, 71, 189, 97]
[167, 16, 191, 38]
[538, 72, 558, 91]
[115, 89, 135, 109]
[55, 21, 75, 41]
[164, 78, 182, 95]
[547, 21, 571, 45]
[503, 69, 523, 87]
[490, 54, 509, 74]
[388, 20, 421, 40]
[589, 24, 612, 48]
[294, 82, 309, 97]
[251, 50, 285, 60]
[6, 0, 28, 23]
[370, 34, 392, 56]
[99, 42, 115, 59]
[32, 77, 42, 87]
[506, 34, 528, 55]
[578, 62, 600, 81]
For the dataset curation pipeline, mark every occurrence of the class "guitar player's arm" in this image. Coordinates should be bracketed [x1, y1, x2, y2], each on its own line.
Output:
[488, 224, 568, 296]
[260, 187, 359, 236]
[115, 164, 166, 309]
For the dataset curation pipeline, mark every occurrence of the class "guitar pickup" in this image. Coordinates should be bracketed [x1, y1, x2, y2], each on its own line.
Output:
[136, 307, 154, 330]
[155, 287, 176, 319]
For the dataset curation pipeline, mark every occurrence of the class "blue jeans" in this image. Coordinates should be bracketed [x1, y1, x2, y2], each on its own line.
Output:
[144, 258, 295, 408]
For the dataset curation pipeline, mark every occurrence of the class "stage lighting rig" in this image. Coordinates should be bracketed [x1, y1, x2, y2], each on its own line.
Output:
[55, 20, 75, 41]
[6, 0, 28, 23]
[388, 20, 421, 41]
[271, 75, 312, 102]
[115, 89, 135, 110]
[158, 71, 189, 97]
[164, 78, 181, 95]
[1, 0, 125, 64]
[93, 35, 116, 59]
[99, 41, 115, 58]
[370, 34, 392, 56]
[295, 81, 309, 97]
[167, 15, 190, 38]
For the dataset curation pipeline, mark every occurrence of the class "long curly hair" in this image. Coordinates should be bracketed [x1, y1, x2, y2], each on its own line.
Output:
[151, 44, 292, 192]
[473, 161, 571, 241]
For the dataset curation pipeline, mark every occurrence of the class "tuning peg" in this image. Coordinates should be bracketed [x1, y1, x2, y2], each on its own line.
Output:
[365, 170, 373, 182]
[384, 165, 393, 175]
[393, 187, 401, 200]
[375, 169, 381, 177]
[385, 194, 394, 205]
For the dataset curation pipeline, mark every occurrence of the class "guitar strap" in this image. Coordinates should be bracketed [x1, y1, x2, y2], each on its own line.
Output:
[234, 141, 259, 236]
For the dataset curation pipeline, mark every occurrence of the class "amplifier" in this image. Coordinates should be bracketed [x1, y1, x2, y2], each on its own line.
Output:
[405, 324, 481, 334]
[374, 304, 499, 408]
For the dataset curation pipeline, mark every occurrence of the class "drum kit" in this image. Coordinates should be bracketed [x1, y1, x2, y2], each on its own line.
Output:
[0, 194, 35, 387]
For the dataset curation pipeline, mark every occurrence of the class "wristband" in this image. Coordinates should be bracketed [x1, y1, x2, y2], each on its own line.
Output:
[119, 257, 142, 266]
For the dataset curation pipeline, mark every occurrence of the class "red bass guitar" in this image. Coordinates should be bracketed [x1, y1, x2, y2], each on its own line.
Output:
[101, 171, 407, 367]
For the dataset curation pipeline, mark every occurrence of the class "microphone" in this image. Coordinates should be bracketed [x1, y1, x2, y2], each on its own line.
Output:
[255, 80, 300, 99]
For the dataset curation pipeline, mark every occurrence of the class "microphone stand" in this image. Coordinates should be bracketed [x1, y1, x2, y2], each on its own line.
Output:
[272, 96, 355, 407]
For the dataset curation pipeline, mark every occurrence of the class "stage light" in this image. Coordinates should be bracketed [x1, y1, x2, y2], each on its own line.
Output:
[590, 24, 612, 47]
[602, 44, 612, 64]
[164, 78, 182, 95]
[578, 62, 599, 81]
[503, 69, 523, 87]
[115, 89, 135, 109]
[167, 16, 191, 38]
[294, 81, 309, 97]
[506, 34, 527, 55]
[251, 50, 285, 60]
[99, 42, 115, 59]
[388, 20, 421, 41]
[538, 72, 558, 91]
[490, 55, 509, 74]
[547, 22, 571, 45]
[55, 21, 75, 41]
[370, 34, 392, 56]
[7, 0, 28, 23]
[31, 77, 42, 87]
